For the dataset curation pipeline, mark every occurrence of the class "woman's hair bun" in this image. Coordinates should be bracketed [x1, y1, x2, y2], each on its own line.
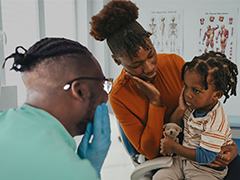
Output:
[90, 0, 139, 41]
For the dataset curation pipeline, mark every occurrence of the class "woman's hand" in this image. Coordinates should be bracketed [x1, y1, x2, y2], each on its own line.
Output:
[208, 145, 238, 167]
[125, 71, 161, 107]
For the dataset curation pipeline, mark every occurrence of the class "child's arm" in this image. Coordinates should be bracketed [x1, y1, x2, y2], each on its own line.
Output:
[160, 131, 197, 161]
[161, 132, 220, 164]
[169, 87, 187, 126]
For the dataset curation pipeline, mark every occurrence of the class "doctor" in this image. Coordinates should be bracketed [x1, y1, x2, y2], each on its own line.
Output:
[0, 37, 112, 179]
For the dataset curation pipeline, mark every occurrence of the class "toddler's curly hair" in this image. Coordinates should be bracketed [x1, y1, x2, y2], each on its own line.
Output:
[181, 51, 238, 103]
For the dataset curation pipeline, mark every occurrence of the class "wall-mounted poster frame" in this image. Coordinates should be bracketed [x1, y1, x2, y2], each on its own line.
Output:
[197, 8, 238, 63]
[148, 9, 183, 56]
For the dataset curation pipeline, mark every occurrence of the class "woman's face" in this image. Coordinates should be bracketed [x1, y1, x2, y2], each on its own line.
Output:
[115, 43, 158, 82]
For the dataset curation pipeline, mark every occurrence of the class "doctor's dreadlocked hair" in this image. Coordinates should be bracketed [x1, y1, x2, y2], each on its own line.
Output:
[90, 0, 152, 59]
[181, 51, 238, 103]
[2, 37, 90, 72]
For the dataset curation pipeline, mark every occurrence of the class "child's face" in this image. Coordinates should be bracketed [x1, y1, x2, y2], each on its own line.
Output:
[183, 70, 219, 113]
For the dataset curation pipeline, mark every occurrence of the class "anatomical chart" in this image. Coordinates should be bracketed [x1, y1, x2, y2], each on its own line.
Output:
[197, 8, 238, 62]
[148, 9, 183, 56]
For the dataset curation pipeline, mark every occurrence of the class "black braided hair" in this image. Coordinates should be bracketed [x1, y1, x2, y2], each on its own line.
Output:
[90, 0, 152, 59]
[2, 37, 90, 72]
[181, 51, 238, 103]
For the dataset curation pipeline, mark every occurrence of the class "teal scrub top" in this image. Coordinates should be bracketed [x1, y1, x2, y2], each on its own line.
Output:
[0, 104, 99, 180]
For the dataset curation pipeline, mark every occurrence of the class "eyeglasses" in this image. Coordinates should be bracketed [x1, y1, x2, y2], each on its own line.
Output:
[63, 77, 114, 94]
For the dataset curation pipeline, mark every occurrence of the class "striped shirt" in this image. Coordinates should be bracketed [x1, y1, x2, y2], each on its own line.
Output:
[182, 101, 233, 152]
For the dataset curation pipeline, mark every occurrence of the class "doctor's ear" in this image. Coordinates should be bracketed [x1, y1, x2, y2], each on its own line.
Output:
[112, 55, 121, 66]
[70, 81, 87, 101]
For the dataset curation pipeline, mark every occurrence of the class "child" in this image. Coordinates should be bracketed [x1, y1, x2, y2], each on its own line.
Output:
[153, 51, 238, 180]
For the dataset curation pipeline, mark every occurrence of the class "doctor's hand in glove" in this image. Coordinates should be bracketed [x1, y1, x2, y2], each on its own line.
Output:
[78, 103, 111, 178]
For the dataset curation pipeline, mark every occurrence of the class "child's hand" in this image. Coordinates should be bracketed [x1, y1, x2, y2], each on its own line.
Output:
[179, 87, 187, 111]
[160, 132, 177, 155]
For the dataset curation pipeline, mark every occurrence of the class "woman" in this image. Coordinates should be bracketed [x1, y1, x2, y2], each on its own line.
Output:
[90, 0, 239, 178]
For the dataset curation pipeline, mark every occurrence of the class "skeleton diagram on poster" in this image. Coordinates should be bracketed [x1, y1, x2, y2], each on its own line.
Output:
[148, 10, 183, 56]
[197, 8, 238, 62]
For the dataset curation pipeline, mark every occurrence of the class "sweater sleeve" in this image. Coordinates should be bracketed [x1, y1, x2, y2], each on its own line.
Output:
[110, 93, 166, 159]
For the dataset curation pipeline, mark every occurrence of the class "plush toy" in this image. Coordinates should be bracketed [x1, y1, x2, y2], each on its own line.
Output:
[162, 123, 182, 156]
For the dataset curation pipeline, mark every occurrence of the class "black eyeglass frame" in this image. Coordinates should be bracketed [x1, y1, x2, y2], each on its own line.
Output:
[63, 77, 114, 94]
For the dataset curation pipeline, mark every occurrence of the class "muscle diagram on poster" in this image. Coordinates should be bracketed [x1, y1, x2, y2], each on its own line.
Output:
[197, 8, 238, 63]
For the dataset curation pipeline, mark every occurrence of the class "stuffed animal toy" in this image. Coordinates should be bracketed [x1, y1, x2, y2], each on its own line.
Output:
[162, 123, 182, 156]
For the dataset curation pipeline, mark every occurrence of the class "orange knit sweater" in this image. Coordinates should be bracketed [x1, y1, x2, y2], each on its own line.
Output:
[110, 53, 185, 159]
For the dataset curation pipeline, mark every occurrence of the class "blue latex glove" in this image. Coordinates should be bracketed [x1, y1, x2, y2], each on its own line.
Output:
[78, 103, 111, 178]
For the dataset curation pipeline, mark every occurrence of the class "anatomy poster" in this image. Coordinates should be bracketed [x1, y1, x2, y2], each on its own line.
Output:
[148, 9, 183, 56]
[197, 8, 238, 62]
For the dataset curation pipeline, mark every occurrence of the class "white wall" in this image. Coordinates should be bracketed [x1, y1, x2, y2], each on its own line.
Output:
[0, 86, 17, 111]
[101, 0, 240, 116]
